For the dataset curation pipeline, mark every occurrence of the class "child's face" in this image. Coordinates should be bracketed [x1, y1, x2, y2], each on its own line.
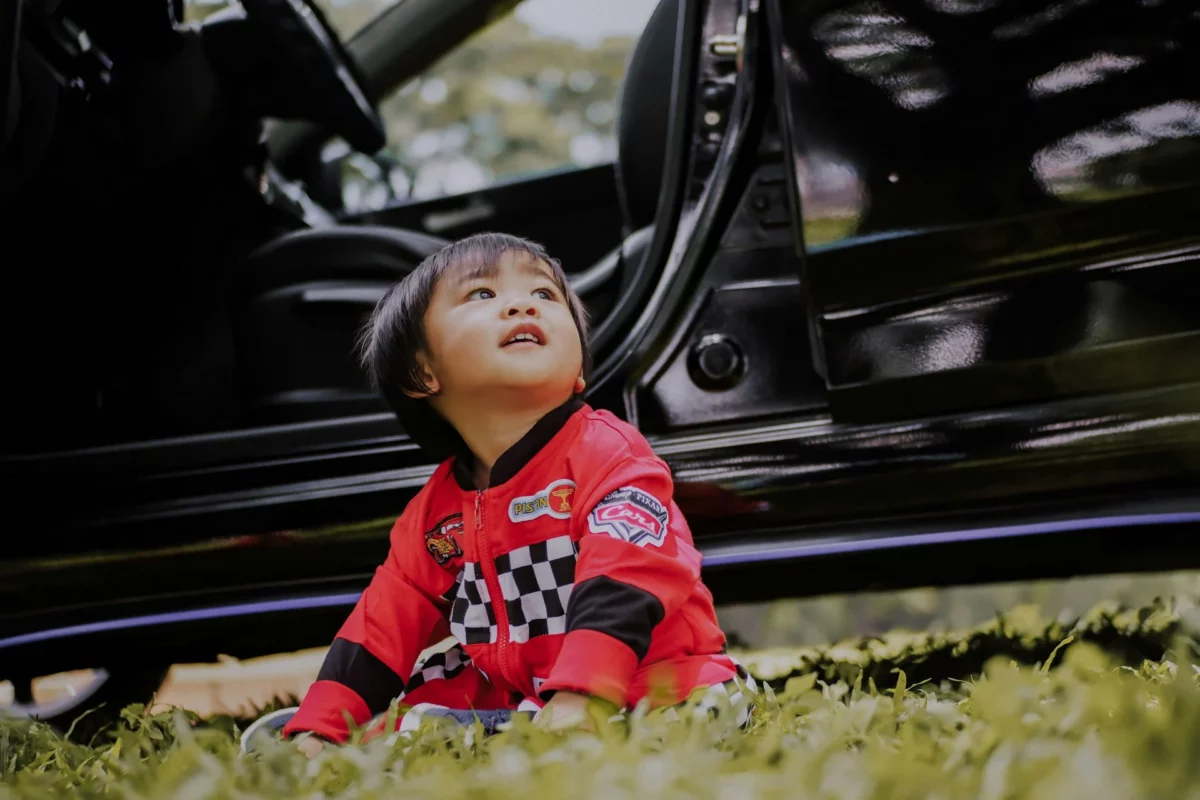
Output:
[418, 249, 583, 403]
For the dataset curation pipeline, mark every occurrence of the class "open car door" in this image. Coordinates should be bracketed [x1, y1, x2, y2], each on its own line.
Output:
[768, 0, 1200, 425]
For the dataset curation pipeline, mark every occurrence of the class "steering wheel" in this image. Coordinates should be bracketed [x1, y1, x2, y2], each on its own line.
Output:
[238, 0, 385, 154]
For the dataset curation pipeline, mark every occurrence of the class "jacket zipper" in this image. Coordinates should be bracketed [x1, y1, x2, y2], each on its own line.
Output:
[475, 489, 516, 690]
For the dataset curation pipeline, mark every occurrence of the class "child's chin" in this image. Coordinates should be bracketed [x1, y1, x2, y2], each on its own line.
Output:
[490, 373, 573, 394]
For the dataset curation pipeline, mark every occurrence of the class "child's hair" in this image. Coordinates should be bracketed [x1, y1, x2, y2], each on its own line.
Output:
[357, 232, 592, 459]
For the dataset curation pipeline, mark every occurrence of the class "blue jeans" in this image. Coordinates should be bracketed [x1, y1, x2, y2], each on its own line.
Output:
[412, 706, 533, 734]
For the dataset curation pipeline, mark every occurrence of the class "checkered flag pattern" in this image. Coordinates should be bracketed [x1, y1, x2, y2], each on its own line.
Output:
[448, 563, 498, 645]
[403, 641, 471, 696]
[495, 535, 579, 644]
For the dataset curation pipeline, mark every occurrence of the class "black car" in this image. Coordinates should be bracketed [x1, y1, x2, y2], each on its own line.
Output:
[2, 0, 1199, 732]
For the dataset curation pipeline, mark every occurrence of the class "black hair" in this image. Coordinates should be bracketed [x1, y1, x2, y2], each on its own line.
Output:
[357, 232, 592, 460]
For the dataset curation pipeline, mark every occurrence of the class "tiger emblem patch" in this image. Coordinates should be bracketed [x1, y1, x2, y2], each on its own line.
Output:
[424, 514, 465, 566]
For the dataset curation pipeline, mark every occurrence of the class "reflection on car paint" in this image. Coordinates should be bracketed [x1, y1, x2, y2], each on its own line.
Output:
[771, 0, 1200, 424]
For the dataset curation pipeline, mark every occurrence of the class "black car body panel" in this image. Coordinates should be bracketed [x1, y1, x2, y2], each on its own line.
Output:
[3, 0, 1200, 681]
[768, 0, 1200, 423]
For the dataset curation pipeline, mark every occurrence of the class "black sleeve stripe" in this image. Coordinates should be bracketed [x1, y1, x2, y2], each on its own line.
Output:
[566, 575, 665, 661]
[316, 637, 408, 715]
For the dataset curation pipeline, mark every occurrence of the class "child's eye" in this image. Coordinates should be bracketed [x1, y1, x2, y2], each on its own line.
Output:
[467, 288, 495, 301]
[533, 288, 555, 301]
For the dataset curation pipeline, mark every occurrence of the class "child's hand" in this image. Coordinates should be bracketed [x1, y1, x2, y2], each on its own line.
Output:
[295, 734, 326, 758]
[534, 691, 596, 732]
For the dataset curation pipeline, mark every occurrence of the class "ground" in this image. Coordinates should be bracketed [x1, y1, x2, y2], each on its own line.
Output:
[3, 577, 1200, 798]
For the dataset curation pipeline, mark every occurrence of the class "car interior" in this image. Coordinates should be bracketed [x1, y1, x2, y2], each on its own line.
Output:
[0, 0, 681, 451]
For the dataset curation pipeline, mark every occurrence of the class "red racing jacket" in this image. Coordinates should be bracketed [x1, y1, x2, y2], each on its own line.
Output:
[283, 397, 739, 742]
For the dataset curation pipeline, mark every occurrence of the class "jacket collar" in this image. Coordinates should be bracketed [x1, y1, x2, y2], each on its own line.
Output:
[451, 396, 585, 491]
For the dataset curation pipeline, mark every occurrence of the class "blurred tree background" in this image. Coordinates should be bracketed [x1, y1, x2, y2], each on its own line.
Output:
[185, 0, 657, 211]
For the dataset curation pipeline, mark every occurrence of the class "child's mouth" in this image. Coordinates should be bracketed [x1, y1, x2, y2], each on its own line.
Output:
[501, 326, 545, 347]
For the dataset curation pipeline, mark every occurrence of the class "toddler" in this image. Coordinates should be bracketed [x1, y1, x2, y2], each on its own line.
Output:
[254, 233, 752, 755]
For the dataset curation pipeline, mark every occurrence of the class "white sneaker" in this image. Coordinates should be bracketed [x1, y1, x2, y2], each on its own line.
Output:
[240, 707, 299, 754]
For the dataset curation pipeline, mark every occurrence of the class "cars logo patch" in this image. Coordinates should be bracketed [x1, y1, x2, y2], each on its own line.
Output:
[509, 479, 576, 522]
[424, 514, 465, 566]
[587, 486, 669, 548]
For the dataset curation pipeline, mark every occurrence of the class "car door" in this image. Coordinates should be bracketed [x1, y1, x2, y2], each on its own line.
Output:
[769, 0, 1200, 425]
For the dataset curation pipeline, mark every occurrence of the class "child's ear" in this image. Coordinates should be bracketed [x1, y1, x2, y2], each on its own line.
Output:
[574, 375, 586, 394]
[402, 354, 440, 399]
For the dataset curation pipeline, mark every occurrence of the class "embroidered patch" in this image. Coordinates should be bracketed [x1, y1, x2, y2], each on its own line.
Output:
[424, 514, 465, 566]
[508, 478, 576, 522]
[587, 486, 670, 547]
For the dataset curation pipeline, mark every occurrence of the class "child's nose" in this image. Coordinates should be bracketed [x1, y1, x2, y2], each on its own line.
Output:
[504, 298, 538, 316]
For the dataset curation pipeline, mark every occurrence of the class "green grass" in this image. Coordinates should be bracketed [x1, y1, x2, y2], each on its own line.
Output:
[3, 597, 1199, 799]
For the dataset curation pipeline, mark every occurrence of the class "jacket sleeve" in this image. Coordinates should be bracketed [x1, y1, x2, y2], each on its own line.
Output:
[282, 506, 453, 743]
[539, 454, 701, 707]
